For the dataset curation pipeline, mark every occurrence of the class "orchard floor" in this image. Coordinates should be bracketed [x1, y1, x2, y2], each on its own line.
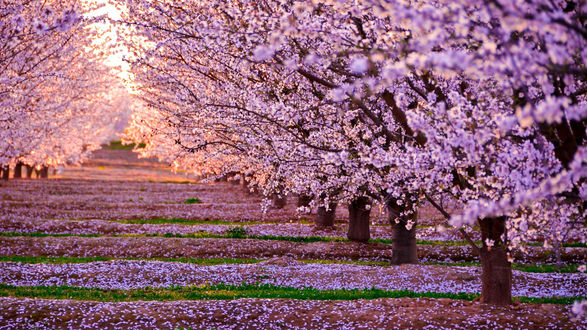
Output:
[0, 148, 585, 329]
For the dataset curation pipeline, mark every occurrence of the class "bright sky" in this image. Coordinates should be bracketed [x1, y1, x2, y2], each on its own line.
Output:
[87, 1, 132, 83]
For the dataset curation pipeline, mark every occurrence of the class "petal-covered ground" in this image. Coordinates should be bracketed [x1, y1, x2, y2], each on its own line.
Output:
[0, 260, 585, 298]
[0, 148, 585, 328]
[0, 217, 475, 241]
[2, 235, 584, 263]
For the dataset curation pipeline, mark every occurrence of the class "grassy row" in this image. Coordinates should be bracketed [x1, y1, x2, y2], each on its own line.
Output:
[105, 141, 146, 150]
[0, 231, 437, 245]
[148, 180, 194, 184]
[423, 261, 583, 273]
[103, 217, 315, 226]
[113, 218, 271, 226]
[1, 231, 585, 248]
[116, 218, 427, 228]
[0, 283, 581, 304]
[52, 217, 587, 249]
[0, 256, 583, 273]
[309, 259, 585, 273]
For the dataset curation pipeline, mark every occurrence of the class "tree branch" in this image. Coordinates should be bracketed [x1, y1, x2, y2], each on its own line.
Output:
[423, 190, 481, 254]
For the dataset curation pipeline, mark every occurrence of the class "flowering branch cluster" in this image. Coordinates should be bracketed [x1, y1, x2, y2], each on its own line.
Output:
[118, 0, 585, 251]
[1, 0, 128, 169]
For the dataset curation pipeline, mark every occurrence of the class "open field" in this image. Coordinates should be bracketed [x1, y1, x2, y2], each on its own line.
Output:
[0, 149, 585, 328]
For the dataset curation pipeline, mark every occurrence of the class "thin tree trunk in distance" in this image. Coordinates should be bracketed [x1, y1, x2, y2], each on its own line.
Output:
[14, 162, 23, 179]
[1, 165, 9, 180]
[39, 166, 49, 179]
[25, 165, 34, 179]
[347, 197, 371, 242]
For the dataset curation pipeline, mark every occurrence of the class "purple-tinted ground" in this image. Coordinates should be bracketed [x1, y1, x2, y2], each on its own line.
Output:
[0, 148, 585, 329]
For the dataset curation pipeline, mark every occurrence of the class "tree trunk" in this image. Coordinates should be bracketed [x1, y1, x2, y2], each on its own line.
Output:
[387, 198, 418, 264]
[1, 165, 9, 180]
[479, 216, 511, 305]
[226, 172, 240, 185]
[243, 179, 254, 193]
[316, 202, 337, 227]
[347, 197, 371, 242]
[25, 165, 34, 179]
[297, 195, 312, 208]
[14, 162, 23, 179]
[272, 194, 287, 209]
[39, 166, 49, 179]
[553, 240, 564, 269]
[215, 174, 228, 182]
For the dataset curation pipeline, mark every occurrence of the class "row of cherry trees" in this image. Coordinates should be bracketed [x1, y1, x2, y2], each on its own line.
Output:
[118, 0, 585, 305]
[0, 0, 127, 179]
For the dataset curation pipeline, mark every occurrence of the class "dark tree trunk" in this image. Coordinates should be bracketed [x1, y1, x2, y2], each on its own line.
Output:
[25, 165, 34, 179]
[243, 179, 254, 193]
[272, 194, 287, 209]
[215, 173, 228, 182]
[14, 162, 23, 179]
[1, 165, 9, 180]
[387, 198, 418, 264]
[39, 166, 49, 179]
[316, 202, 337, 227]
[479, 216, 511, 306]
[297, 195, 312, 208]
[347, 197, 371, 242]
[225, 172, 239, 185]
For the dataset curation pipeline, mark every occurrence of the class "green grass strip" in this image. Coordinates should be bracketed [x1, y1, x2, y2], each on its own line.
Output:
[105, 140, 145, 150]
[0, 283, 581, 304]
[159, 180, 193, 184]
[1, 231, 584, 248]
[110, 217, 314, 226]
[145, 179, 195, 184]
[0, 231, 344, 242]
[511, 263, 582, 273]
[114, 218, 269, 226]
[423, 261, 584, 273]
[301, 260, 585, 273]
[52, 219, 587, 248]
